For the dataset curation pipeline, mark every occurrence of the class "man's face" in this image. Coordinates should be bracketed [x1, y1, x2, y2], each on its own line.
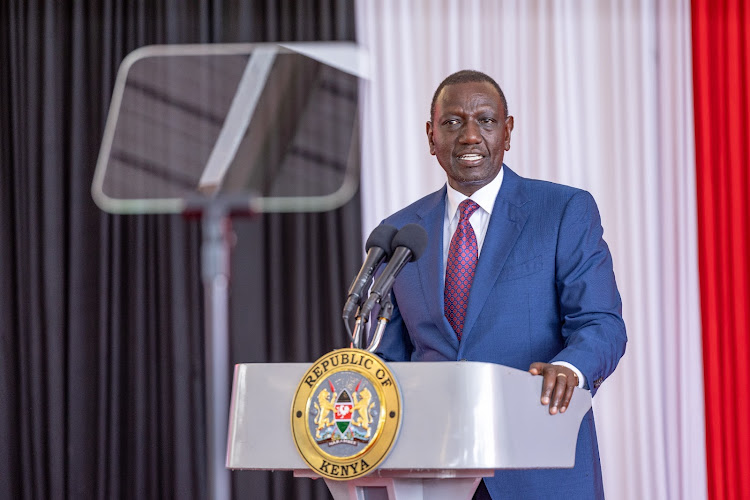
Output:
[427, 81, 514, 196]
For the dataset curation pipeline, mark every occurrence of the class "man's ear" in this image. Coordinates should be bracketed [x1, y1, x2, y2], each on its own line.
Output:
[426, 121, 436, 155]
[504, 116, 514, 151]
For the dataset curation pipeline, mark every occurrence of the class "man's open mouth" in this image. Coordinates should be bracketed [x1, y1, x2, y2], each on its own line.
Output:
[457, 153, 485, 163]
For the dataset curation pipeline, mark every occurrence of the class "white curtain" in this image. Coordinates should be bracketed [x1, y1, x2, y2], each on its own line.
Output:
[355, 1, 706, 498]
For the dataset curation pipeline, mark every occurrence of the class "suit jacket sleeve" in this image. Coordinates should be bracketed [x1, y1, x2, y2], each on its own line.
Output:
[549, 190, 627, 396]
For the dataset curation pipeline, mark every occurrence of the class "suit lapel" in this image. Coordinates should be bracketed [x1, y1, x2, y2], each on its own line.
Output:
[416, 187, 460, 350]
[460, 167, 531, 344]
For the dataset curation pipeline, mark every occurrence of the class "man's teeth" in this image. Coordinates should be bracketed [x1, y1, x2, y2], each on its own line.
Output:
[459, 154, 483, 160]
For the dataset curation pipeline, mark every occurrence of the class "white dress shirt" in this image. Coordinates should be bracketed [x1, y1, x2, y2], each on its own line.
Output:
[442, 166, 504, 272]
[442, 167, 585, 388]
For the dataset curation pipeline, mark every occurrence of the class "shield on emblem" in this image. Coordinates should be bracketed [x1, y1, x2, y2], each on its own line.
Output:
[334, 390, 353, 434]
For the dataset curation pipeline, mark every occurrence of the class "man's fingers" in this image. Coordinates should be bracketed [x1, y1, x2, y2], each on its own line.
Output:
[559, 383, 576, 414]
[540, 367, 556, 405]
[530, 363, 577, 414]
[549, 373, 568, 415]
[528, 362, 545, 376]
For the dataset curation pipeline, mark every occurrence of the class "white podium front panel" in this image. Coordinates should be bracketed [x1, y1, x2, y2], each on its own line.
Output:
[226, 361, 591, 472]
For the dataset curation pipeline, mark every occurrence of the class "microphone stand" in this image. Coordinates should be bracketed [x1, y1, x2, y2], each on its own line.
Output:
[349, 291, 394, 351]
[366, 292, 394, 352]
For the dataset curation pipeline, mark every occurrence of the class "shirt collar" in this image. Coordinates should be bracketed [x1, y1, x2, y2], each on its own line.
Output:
[445, 166, 504, 221]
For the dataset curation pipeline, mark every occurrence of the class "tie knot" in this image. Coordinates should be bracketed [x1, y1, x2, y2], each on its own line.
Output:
[458, 199, 480, 222]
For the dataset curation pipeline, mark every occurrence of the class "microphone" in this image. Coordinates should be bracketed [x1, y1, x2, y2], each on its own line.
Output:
[357, 223, 428, 320]
[342, 224, 399, 322]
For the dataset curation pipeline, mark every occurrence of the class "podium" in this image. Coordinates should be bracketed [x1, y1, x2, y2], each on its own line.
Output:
[227, 360, 592, 500]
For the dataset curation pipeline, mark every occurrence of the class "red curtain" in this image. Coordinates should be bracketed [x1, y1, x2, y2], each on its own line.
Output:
[692, 0, 750, 498]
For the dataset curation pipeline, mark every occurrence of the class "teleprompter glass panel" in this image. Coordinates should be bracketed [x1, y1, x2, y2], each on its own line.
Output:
[92, 43, 366, 214]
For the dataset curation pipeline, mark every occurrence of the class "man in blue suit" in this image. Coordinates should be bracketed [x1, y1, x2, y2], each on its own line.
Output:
[374, 70, 627, 499]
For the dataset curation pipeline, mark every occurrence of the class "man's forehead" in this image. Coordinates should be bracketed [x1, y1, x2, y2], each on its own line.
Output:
[436, 82, 503, 112]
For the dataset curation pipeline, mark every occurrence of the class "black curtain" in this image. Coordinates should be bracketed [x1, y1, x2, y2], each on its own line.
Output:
[0, 1, 360, 499]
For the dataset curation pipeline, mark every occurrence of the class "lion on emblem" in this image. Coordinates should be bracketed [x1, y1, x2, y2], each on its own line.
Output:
[351, 387, 375, 438]
[313, 388, 337, 439]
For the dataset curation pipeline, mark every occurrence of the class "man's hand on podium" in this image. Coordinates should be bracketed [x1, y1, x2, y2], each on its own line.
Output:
[528, 362, 579, 415]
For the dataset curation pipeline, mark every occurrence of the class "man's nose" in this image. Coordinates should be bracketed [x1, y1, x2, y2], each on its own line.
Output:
[459, 121, 482, 143]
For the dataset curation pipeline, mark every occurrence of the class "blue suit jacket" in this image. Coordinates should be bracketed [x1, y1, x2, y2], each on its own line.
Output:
[374, 166, 626, 499]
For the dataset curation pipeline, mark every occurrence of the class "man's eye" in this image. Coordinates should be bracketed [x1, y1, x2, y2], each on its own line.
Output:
[480, 118, 496, 124]
[443, 119, 459, 126]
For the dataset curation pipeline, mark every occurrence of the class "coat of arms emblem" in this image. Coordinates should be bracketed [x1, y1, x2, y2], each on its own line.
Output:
[291, 349, 401, 480]
[314, 381, 376, 444]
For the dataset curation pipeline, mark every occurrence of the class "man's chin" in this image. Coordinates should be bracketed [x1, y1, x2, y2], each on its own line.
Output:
[449, 177, 494, 196]
[454, 168, 499, 184]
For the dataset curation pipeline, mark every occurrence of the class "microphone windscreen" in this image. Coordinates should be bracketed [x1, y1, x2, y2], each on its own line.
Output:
[391, 223, 428, 261]
[365, 224, 399, 258]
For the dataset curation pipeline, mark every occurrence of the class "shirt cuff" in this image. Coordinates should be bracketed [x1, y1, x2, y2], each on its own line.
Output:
[551, 361, 586, 389]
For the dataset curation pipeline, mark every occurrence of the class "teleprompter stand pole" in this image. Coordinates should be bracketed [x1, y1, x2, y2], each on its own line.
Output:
[187, 196, 255, 500]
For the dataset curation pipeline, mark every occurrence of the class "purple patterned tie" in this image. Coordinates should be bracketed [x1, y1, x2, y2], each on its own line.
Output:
[444, 199, 480, 340]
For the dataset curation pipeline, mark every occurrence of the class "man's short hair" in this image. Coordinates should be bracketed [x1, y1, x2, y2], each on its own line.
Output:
[430, 70, 508, 122]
